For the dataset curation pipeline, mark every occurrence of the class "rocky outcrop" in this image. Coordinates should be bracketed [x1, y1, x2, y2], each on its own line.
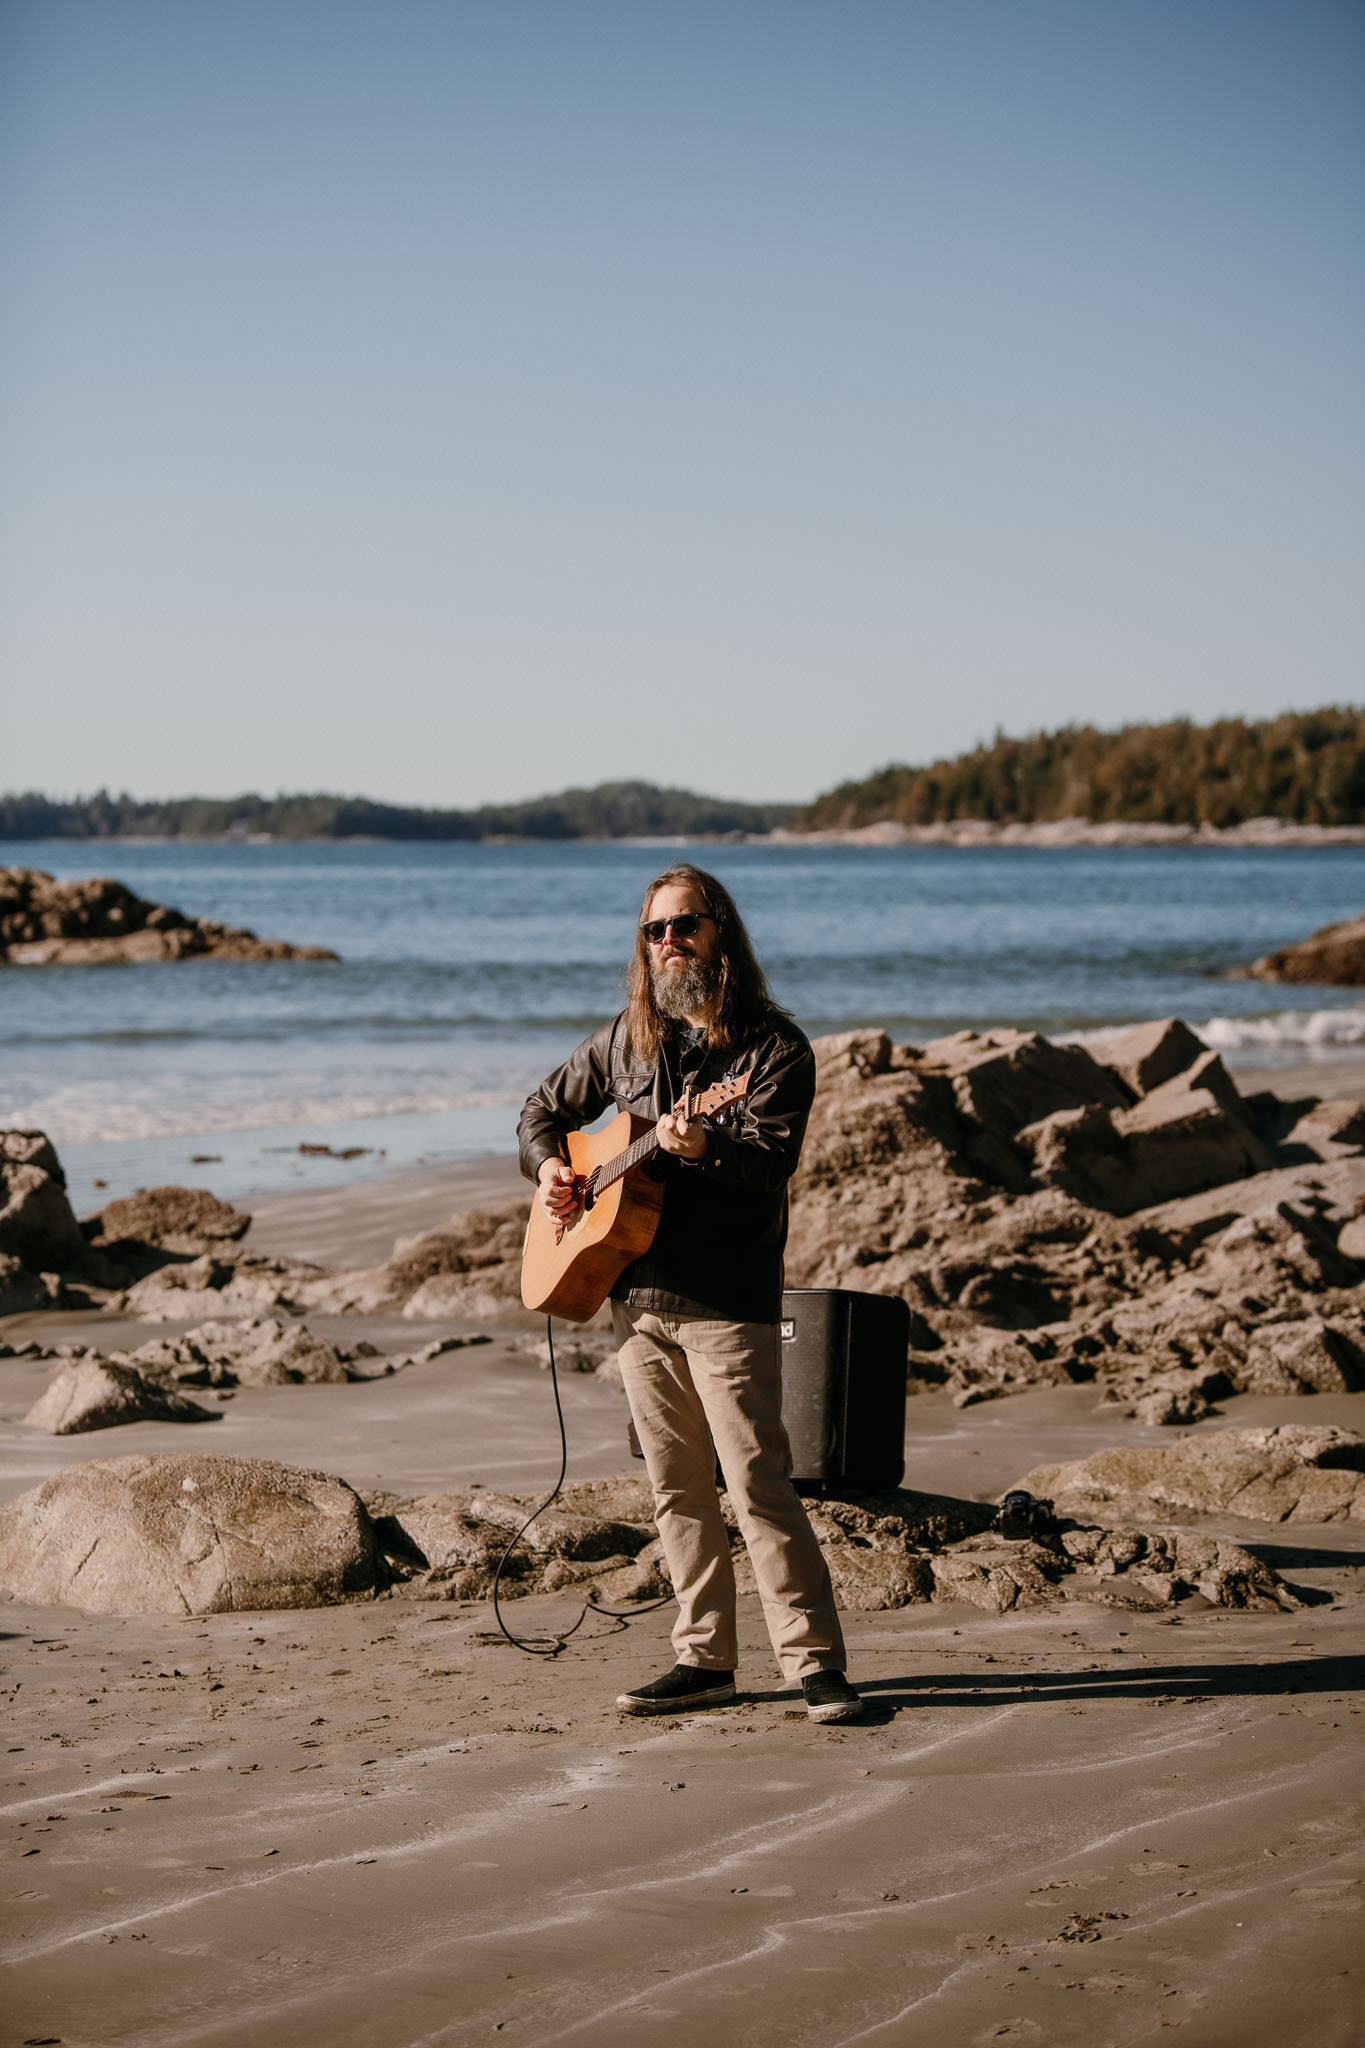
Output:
[205, 1014, 1363, 1418]
[2, 1149, 335, 1316]
[24, 1359, 220, 1433]
[0, 1453, 1298, 1617]
[370, 1474, 663, 1602]
[9, 1321, 498, 1438]
[10, 1316, 482, 1410]
[86, 1186, 252, 1257]
[1048, 1524, 1297, 1613]
[119, 1316, 351, 1386]
[9, 1001, 1364, 1423]
[115, 1250, 329, 1322]
[769, 1022, 1365, 1413]
[0, 868, 337, 965]
[1233, 912, 1365, 987]
[1, 1131, 85, 1272]
[0, 1455, 377, 1614]
[1019, 1425, 1365, 1525]
[0, 1130, 106, 1312]
[367, 1472, 1293, 1616]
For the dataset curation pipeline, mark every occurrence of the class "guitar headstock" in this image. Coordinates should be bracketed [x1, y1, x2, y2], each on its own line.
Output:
[683, 1070, 753, 1121]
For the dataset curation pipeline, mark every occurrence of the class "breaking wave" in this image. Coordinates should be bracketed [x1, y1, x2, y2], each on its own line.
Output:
[0, 1083, 527, 1146]
[1199, 1005, 1365, 1053]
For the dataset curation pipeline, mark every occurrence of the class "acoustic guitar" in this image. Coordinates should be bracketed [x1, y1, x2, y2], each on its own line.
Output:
[520, 1071, 753, 1321]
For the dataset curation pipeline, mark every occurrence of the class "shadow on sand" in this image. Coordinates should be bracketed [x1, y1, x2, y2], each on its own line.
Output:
[744, 1654, 1364, 1723]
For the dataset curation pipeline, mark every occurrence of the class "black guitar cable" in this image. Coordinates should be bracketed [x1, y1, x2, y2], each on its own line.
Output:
[483, 1315, 673, 1656]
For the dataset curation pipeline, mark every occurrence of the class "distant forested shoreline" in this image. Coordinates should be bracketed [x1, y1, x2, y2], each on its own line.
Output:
[0, 781, 794, 842]
[6, 708, 1362, 842]
[793, 707, 1364, 831]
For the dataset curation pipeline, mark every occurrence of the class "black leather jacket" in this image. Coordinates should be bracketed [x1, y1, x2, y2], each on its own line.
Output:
[517, 1007, 816, 1323]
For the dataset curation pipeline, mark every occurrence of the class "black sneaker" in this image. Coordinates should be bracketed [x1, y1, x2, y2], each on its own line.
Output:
[802, 1671, 862, 1723]
[616, 1664, 736, 1715]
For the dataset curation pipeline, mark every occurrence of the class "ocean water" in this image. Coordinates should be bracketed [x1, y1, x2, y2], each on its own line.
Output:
[2, 838, 1361, 1212]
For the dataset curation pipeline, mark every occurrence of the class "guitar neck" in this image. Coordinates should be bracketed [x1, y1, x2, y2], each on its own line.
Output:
[593, 1079, 737, 1196]
[594, 1123, 664, 1197]
[586, 1073, 751, 1201]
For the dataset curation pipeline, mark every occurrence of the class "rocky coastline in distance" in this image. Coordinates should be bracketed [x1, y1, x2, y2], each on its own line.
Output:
[0, 867, 336, 966]
[769, 814, 1365, 848]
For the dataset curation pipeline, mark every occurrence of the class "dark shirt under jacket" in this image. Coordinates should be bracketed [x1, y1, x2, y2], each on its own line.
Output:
[516, 1006, 816, 1325]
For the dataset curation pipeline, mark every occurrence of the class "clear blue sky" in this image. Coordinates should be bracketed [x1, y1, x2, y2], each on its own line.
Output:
[2, 0, 1362, 807]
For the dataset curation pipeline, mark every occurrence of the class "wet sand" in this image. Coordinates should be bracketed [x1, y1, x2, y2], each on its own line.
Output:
[241, 1153, 528, 1270]
[1225, 1055, 1365, 1108]
[3, 1101, 1364, 2045]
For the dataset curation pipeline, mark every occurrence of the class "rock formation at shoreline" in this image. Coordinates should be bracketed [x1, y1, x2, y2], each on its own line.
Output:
[781, 1021, 1365, 1414]
[277, 1016, 1365, 1418]
[0, 867, 337, 965]
[1020, 1423, 1365, 1525]
[0, 1453, 1300, 1617]
[0, 1454, 377, 1614]
[24, 1358, 222, 1433]
[7, 1317, 492, 1428]
[0, 1153, 322, 1315]
[0, 1131, 105, 1312]
[5, 1009, 1363, 1417]
[775, 818, 1365, 848]
[1233, 911, 1365, 988]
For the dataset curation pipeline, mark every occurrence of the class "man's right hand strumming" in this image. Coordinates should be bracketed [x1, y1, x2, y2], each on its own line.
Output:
[537, 1157, 579, 1220]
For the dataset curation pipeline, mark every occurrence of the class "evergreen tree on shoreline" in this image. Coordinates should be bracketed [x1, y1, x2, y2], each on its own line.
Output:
[796, 708, 1364, 831]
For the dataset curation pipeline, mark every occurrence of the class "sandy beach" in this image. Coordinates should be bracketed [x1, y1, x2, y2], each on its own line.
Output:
[3, 1070, 1364, 2047]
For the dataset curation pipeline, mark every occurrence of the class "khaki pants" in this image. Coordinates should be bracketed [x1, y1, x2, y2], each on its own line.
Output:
[612, 1303, 846, 1683]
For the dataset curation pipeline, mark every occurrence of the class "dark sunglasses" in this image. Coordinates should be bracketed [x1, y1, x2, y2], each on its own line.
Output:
[640, 912, 713, 944]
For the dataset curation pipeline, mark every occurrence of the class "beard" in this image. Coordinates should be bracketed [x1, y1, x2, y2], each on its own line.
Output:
[650, 951, 720, 1021]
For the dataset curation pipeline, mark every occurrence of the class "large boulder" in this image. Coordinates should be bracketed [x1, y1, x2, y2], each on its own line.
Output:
[1019, 1425, 1365, 1525]
[1092, 1017, 1214, 1098]
[919, 1027, 1132, 1137]
[116, 1316, 388, 1387]
[0, 867, 337, 965]
[85, 1185, 251, 1255]
[0, 1454, 377, 1614]
[1238, 1318, 1365, 1396]
[1020, 1072, 1272, 1215]
[191, 1316, 350, 1385]
[0, 1130, 85, 1270]
[1111, 1077, 1273, 1204]
[117, 1252, 321, 1322]
[1234, 912, 1365, 987]
[0, 1253, 50, 1315]
[24, 1358, 220, 1433]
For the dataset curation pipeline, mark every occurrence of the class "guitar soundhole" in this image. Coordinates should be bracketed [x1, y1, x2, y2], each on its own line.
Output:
[583, 1167, 601, 1211]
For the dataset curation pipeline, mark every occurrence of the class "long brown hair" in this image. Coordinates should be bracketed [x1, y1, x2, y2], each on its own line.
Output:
[625, 863, 784, 1063]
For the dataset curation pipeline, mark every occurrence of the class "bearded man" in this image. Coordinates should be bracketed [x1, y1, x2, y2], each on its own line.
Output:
[517, 863, 861, 1724]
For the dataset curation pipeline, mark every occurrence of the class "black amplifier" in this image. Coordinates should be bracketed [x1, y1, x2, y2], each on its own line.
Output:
[623, 1288, 910, 1493]
[778, 1287, 910, 1491]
